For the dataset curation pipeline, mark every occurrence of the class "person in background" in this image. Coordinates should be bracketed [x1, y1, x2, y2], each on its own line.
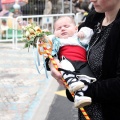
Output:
[72, 0, 77, 13]
[13, 8, 22, 18]
[56, 0, 72, 14]
[43, 0, 52, 15]
[88, 2, 94, 11]
[75, 0, 86, 13]
[48, 0, 120, 119]
[80, 0, 90, 13]
[1, 19, 9, 38]
[13, 3, 22, 18]
[0, 4, 13, 16]
[28, 18, 35, 24]
[74, 0, 89, 22]
[64, 0, 70, 13]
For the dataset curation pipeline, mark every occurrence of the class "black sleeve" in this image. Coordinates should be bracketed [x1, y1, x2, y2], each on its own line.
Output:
[78, 10, 105, 31]
[84, 28, 120, 104]
[84, 76, 120, 104]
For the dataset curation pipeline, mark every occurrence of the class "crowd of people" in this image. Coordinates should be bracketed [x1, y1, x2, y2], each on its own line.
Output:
[42, 0, 93, 16]
[43, 0, 92, 29]
[0, 4, 23, 38]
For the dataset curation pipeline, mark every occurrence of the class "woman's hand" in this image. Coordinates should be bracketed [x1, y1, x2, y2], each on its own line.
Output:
[49, 58, 65, 86]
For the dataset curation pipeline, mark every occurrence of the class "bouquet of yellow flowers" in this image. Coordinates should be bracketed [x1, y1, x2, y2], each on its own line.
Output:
[23, 23, 52, 51]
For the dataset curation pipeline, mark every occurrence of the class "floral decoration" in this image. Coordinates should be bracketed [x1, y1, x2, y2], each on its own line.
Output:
[22, 23, 51, 51]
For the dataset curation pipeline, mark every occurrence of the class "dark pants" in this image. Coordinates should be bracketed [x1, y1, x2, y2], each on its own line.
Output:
[68, 59, 95, 78]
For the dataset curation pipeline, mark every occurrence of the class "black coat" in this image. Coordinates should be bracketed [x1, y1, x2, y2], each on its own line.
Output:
[78, 10, 120, 120]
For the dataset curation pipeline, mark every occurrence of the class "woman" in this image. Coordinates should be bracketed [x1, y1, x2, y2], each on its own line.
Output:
[75, 0, 86, 13]
[48, 0, 120, 119]
[43, 0, 52, 15]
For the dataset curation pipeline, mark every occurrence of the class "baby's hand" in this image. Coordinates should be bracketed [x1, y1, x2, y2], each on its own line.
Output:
[77, 31, 85, 39]
[49, 58, 65, 86]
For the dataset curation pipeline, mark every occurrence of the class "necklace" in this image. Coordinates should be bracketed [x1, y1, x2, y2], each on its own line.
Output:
[95, 20, 108, 34]
[96, 22, 102, 33]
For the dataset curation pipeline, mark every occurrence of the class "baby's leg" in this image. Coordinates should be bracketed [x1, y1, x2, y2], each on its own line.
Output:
[59, 56, 85, 92]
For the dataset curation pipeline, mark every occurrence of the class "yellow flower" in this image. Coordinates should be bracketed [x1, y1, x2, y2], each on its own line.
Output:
[34, 26, 42, 33]
[27, 24, 32, 28]
[29, 28, 35, 35]
[84, 12, 88, 16]
[23, 23, 51, 49]
[25, 31, 30, 37]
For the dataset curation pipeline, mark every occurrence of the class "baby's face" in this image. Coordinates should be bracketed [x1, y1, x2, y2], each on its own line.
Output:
[54, 17, 77, 39]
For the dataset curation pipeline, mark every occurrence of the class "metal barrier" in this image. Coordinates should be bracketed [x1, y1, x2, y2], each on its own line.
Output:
[15, 13, 75, 48]
[0, 13, 84, 49]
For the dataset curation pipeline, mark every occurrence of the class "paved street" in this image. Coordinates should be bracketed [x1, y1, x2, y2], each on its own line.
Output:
[0, 42, 78, 120]
[45, 86, 78, 120]
[0, 42, 53, 120]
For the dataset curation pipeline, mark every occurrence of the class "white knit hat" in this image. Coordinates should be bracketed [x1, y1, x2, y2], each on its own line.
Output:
[13, 3, 20, 9]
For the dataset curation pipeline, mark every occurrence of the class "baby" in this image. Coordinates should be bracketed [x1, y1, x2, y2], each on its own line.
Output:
[48, 16, 96, 108]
